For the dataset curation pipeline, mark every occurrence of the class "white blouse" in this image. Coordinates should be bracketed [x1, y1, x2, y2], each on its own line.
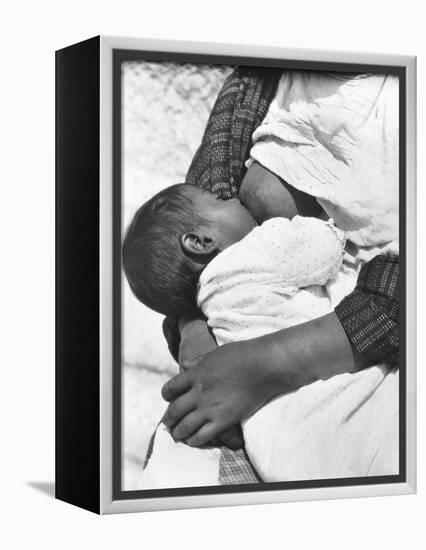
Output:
[249, 72, 399, 248]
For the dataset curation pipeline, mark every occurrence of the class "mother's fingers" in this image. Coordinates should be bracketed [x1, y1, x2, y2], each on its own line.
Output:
[162, 390, 197, 428]
[161, 370, 193, 402]
[186, 423, 219, 448]
[172, 411, 206, 441]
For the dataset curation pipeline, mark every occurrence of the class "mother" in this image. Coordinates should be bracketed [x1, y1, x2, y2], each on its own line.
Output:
[160, 67, 399, 484]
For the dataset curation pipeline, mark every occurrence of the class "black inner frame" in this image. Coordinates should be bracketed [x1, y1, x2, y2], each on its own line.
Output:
[112, 48, 407, 501]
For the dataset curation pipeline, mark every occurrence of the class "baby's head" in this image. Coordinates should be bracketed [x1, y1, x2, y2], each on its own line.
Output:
[122, 184, 256, 317]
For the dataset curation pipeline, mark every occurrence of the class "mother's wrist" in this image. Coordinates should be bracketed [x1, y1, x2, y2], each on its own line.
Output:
[242, 334, 293, 400]
[258, 313, 360, 396]
[259, 329, 318, 396]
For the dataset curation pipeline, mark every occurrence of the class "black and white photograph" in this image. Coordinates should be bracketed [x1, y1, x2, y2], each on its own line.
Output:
[117, 56, 403, 493]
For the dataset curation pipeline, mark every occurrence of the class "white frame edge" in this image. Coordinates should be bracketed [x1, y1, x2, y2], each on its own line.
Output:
[99, 35, 417, 514]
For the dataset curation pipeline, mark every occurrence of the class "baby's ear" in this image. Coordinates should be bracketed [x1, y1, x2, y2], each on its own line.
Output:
[181, 232, 216, 257]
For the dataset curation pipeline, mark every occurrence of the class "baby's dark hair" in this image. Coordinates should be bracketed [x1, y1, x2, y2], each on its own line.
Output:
[122, 183, 205, 318]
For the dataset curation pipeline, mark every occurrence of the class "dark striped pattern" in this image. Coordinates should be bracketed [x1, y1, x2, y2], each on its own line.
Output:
[219, 446, 261, 485]
[335, 254, 400, 364]
[186, 67, 281, 197]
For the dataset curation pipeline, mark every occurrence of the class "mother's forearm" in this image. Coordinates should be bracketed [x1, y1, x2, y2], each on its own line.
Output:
[174, 311, 366, 399]
[257, 312, 368, 396]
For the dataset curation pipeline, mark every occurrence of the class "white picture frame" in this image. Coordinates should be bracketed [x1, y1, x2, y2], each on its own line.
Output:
[55, 35, 416, 514]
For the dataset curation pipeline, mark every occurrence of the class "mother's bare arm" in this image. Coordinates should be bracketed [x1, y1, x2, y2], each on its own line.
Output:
[162, 312, 367, 446]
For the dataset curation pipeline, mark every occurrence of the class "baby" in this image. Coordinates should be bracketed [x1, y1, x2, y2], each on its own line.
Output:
[122, 182, 346, 319]
[121, 182, 399, 487]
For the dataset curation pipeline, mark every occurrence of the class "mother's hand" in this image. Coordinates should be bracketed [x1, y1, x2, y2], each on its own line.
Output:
[161, 337, 285, 447]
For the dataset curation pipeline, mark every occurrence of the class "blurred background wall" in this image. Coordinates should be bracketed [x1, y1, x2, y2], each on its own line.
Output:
[122, 60, 232, 489]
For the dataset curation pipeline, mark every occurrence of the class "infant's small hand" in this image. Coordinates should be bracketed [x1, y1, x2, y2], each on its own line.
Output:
[200, 425, 244, 450]
[217, 425, 244, 450]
